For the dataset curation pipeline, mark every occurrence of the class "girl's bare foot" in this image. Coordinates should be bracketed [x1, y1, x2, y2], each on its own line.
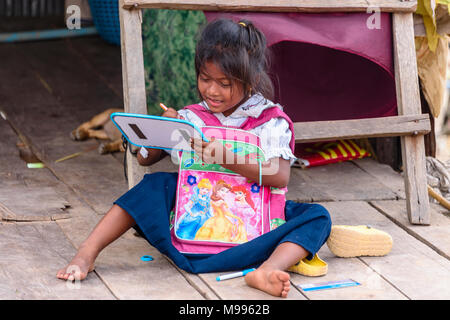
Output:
[244, 264, 291, 298]
[56, 204, 136, 282]
[56, 244, 97, 281]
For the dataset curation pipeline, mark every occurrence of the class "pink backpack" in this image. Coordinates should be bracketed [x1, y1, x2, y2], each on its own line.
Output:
[170, 104, 295, 254]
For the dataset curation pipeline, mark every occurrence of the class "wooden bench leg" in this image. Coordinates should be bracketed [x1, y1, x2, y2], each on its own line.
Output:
[119, 0, 150, 189]
[393, 13, 430, 225]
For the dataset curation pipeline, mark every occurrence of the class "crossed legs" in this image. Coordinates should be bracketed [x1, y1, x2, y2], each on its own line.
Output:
[57, 204, 309, 298]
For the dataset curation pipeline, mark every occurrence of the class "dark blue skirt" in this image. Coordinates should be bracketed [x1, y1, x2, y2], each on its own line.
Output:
[114, 172, 332, 274]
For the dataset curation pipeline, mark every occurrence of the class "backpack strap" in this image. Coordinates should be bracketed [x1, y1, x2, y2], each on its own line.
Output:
[184, 104, 295, 153]
[241, 106, 295, 153]
[183, 104, 223, 127]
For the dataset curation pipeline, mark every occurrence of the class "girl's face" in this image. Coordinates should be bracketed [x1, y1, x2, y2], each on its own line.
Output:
[198, 61, 246, 117]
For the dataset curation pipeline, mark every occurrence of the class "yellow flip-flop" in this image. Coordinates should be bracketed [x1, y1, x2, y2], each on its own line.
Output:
[288, 254, 328, 277]
[326, 225, 393, 258]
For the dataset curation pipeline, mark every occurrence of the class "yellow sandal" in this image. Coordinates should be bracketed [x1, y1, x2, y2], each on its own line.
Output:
[326, 225, 393, 258]
[288, 254, 328, 277]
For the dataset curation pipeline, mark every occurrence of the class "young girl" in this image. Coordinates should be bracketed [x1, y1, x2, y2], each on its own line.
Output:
[57, 18, 331, 298]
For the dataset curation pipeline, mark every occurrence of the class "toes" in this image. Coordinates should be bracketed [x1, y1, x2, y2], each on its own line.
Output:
[274, 270, 290, 284]
[56, 269, 68, 279]
[56, 266, 79, 281]
[246, 268, 293, 298]
[280, 271, 290, 282]
[281, 280, 290, 298]
[57, 272, 69, 280]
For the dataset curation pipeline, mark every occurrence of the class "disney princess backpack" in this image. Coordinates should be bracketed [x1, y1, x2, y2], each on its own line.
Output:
[170, 103, 295, 254]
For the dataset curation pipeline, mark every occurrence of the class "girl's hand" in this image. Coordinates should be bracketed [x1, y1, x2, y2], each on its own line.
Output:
[162, 107, 184, 119]
[191, 137, 226, 164]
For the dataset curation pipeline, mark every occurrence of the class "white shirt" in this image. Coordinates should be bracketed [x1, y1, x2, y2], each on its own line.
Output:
[177, 93, 297, 163]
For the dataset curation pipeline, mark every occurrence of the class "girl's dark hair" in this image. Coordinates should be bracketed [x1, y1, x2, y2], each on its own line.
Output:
[195, 18, 274, 100]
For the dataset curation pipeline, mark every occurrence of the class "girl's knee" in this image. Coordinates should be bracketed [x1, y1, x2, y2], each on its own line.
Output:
[309, 203, 332, 232]
[312, 203, 330, 218]
[298, 202, 331, 220]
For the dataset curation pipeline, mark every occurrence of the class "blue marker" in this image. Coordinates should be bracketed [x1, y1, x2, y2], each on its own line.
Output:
[216, 268, 256, 281]
[140, 255, 154, 262]
[298, 279, 360, 292]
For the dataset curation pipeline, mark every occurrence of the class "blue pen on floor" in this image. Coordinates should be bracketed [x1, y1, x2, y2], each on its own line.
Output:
[298, 279, 360, 292]
[216, 268, 256, 281]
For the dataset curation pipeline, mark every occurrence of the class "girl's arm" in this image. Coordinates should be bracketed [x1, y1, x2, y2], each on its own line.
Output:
[222, 157, 291, 188]
[191, 138, 291, 188]
[137, 148, 167, 166]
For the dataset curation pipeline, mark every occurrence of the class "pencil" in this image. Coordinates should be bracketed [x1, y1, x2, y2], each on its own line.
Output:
[55, 151, 83, 163]
[54, 145, 98, 163]
[159, 103, 168, 111]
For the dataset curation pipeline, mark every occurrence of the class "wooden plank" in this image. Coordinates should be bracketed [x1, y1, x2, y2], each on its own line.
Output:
[293, 245, 407, 299]
[0, 114, 70, 222]
[119, 0, 151, 189]
[0, 222, 115, 299]
[287, 161, 398, 202]
[351, 158, 406, 199]
[0, 186, 70, 221]
[0, 41, 128, 215]
[290, 201, 408, 299]
[2, 16, 209, 303]
[198, 272, 307, 300]
[93, 230, 206, 299]
[0, 38, 208, 299]
[370, 200, 450, 260]
[55, 194, 208, 299]
[65, 37, 124, 102]
[392, 13, 430, 225]
[168, 265, 221, 300]
[0, 16, 65, 32]
[293, 114, 430, 143]
[287, 168, 327, 202]
[301, 201, 450, 299]
[123, 0, 417, 13]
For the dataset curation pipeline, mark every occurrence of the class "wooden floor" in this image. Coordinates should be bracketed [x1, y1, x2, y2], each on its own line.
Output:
[0, 35, 449, 300]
